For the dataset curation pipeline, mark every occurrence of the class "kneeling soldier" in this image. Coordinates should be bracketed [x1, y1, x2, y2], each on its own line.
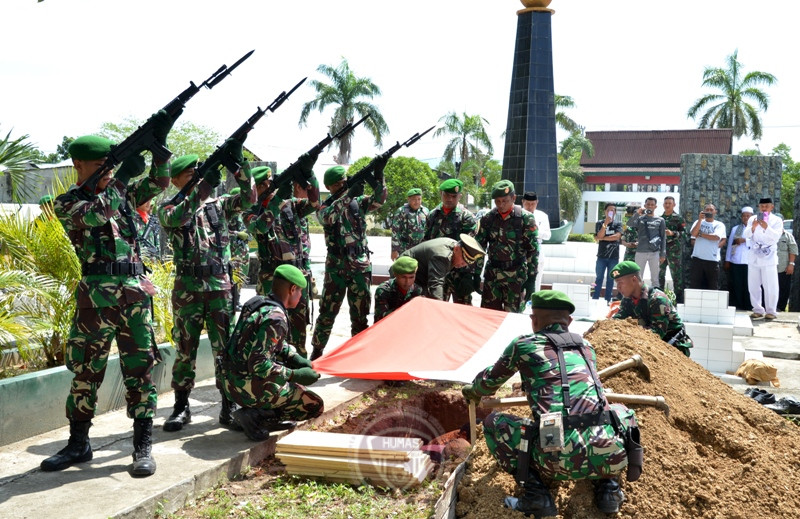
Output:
[222, 265, 324, 441]
[374, 256, 424, 323]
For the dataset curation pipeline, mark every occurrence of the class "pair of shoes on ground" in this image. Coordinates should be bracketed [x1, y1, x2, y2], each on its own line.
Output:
[745, 387, 776, 405]
[750, 312, 765, 320]
[764, 396, 800, 415]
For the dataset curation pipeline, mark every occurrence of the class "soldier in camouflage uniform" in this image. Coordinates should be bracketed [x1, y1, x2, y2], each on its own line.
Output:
[43, 116, 175, 477]
[245, 159, 319, 357]
[157, 141, 254, 433]
[374, 257, 423, 322]
[462, 290, 637, 516]
[222, 265, 323, 441]
[227, 187, 251, 311]
[475, 180, 539, 313]
[612, 261, 693, 356]
[310, 162, 388, 360]
[424, 179, 477, 305]
[659, 196, 686, 303]
[133, 198, 162, 262]
[401, 235, 485, 301]
[621, 204, 639, 263]
[390, 187, 428, 260]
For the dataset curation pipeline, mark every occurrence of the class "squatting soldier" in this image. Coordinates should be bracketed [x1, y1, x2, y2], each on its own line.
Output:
[621, 204, 639, 263]
[390, 187, 428, 260]
[423, 179, 478, 305]
[310, 161, 388, 360]
[226, 187, 251, 311]
[659, 196, 685, 302]
[401, 235, 485, 301]
[157, 143, 255, 433]
[43, 117, 175, 477]
[133, 198, 162, 262]
[462, 290, 639, 517]
[475, 180, 539, 313]
[223, 265, 324, 441]
[245, 159, 319, 357]
[612, 261, 693, 356]
[374, 256, 424, 322]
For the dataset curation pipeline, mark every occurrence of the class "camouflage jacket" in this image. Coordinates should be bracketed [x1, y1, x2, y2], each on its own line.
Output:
[133, 210, 162, 261]
[158, 166, 254, 292]
[317, 183, 387, 271]
[401, 237, 457, 301]
[475, 205, 539, 280]
[373, 278, 423, 322]
[621, 224, 638, 261]
[54, 163, 169, 308]
[423, 203, 476, 241]
[662, 212, 686, 251]
[391, 204, 429, 254]
[246, 196, 316, 273]
[227, 210, 250, 267]
[613, 284, 693, 349]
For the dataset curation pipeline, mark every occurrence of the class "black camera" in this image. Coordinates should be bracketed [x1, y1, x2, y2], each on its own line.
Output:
[700, 212, 708, 218]
[645, 209, 653, 215]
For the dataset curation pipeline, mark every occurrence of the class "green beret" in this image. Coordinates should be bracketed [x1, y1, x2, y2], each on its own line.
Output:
[406, 188, 422, 197]
[38, 195, 53, 205]
[273, 264, 307, 289]
[324, 165, 347, 187]
[169, 154, 199, 178]
[439, 179, 463, 194]
[610, 261, 641, 280]
[252, 166, 272, 185]
[530, 290, 576, 314]
[391, 256, 418, 275]
[68, 135, 115, 160]
[229, 187, 241, 196]
[458, 233, 486, 265]
[491, 179, 515, 199]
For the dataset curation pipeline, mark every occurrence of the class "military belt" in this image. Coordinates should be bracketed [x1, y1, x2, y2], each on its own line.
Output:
[82, 261, 144, 276]
[277, 258, 306, 269]
[488, 258, 524, 270]
[564, 410, 614, 429]
[327, 244, 366, 257]
[176, 263, 228, 277]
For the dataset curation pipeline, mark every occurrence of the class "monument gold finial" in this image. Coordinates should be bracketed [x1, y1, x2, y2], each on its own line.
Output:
[519, 0, 554, 14]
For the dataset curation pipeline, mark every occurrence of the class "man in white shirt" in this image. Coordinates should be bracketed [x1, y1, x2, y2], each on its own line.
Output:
[724, 207, 753, 310]
[743, 197, 783, 320]
[522, 192, 551, 292]
[689, 203, 727, 290]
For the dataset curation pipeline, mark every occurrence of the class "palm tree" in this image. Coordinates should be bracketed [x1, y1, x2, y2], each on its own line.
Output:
[434, 112, 493, 167]
[555, 95, 582, 134]
[687, 50, 777, 140]
[0, 127, 40, 202]
[299, 58, 389, 165]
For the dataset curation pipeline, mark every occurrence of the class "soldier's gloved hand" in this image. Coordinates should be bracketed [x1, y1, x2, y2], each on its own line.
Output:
[220, 138, 245, 168]
[203, 166, 222, 188]
[373, 155, 388, 183]
[289, 367, 320, 385]
[114, 153, 146, 185]
[298, 152, 318, 176]
[472, 272, 483, 293]
[276, 181, 293, 200]
[462, 384, 482, 404]
[307, 175, 320, 204]
[287, 353, 313, 369]
[236, 231, 249, 241]
[347, 181, 364, 199]
[522, 276, 536, 298]
[150, 109, 180, 149]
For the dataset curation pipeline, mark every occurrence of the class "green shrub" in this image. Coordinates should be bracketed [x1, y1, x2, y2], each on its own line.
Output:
[567, 233, 596, 243]
[366, 227, 392, 237]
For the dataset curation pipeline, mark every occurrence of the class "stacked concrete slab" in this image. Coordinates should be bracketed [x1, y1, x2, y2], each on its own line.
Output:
[677, 289, 745, 373]
[551, 282, 609, 320]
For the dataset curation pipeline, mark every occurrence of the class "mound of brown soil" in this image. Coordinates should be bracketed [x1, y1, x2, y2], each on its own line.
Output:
[457, 318, 800, 519]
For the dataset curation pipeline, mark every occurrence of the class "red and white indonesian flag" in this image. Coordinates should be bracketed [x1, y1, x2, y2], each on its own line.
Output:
[312, 297, 530, 383]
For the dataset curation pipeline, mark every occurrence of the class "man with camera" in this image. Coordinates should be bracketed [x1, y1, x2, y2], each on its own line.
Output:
[689, 203, 726, 290]
[628, 197, 666, 289]
[743, 198, 784, 320]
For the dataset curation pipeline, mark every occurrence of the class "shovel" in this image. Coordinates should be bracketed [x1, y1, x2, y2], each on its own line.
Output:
[598, 354, 651, 382]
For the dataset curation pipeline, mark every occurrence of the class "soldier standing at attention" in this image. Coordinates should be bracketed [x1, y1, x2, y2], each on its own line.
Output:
[226, 187, 251, 311]
[424, 179, 478, 305]
[658, 196, 685, 302]
[390, 187, 428, 260]
[374, 256, 424, 322]
[134, 198, 162, 262]
[157, 141, 255, 433]
[310, 161, 387, 360]
[612, 261, 693, 356]
[621, 204, 639, 263]
[222, 265, 323, 441]
[475, 180, 539, 313]
[43, 112, 176, 477]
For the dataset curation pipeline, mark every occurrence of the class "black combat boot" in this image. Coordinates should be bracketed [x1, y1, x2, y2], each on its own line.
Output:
[309, 347, 324, 362]
[513, 472, 558, 518]
[40, 420, 93, 471]
[219, 391, 243, 431]
[163, 390, 191, 432]
[233, 408, 295, 441]
[131, 418, 157, 477]
[594, 478, 625, 514]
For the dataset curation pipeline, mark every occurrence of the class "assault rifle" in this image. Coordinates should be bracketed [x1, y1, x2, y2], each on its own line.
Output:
[80, 50, 254, 194]
[166, 77, 307, 206]
[319, 125, 435, 210]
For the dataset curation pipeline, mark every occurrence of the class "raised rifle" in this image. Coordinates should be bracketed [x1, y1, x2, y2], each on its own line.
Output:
[166, 76, 307, 206]
[80, 50, 254, 194]
[319, 125, 435, 210]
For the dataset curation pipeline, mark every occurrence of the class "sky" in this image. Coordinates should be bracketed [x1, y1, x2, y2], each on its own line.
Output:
[3, 0, 799, 170]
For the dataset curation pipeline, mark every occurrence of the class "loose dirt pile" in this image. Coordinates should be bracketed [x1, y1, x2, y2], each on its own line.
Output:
[456, 318, 800, 519]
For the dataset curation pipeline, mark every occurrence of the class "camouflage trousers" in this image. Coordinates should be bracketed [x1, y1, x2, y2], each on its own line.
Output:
[659, 242, 684, 302]
[258, 265, 311, 357]
[481, 266, 526, 313]
[65, 299, 158, 421]
[311, 257, 371, 351]
[623, 247, 636, 262]
[483, 408, 631, 481]
[223, 375, 324, 421]
[171, 289, 232, 391]
[444, 267, 473, 305]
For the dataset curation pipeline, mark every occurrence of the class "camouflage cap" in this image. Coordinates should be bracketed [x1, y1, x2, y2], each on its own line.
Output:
[439, 179, 463, 193]
[391, 256, 418, 275]
[459, 233, 485, 265]
[531, 290, 575, 314]
[68, 135, 115, 160]
[274, 264, 307, 289]
[252, 166, 272, 185]
[324, 165, 347, 187]
[229, 187, 241, 196]
[406, 188, 422, 197]
[491, 179, 515, 199]
[169, 154, 199, 178]
[611, 261, 641, 280]
[38, 194, 53, 205]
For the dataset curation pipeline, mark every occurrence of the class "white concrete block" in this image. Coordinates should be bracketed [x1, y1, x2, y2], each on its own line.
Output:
[692, 336, 709, 349]
[706, 360, 734, 373]
[708, 348, 733, 362]
[743, 349, 764, 361]
[708, 338, 732, 350]
[733, 313, 754, 336]
[684, 289, 702, 302]
[699, 313, 719, 324]
[701, 291, 718, 303]
[684, 323, 709, 338]
[708, 326, 733, 340]
[718, 292, 729, 308]
[731, 349, 745, 366]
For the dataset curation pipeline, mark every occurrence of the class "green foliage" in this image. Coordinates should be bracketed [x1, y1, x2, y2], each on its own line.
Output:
[567, 233, 595, 243]
[555, 94, 582, 134]
[772, 143, 800, 219]
[433, 112, 493, 165]
[98, 118, 221, 159]
[148, 259, 175, 345]
[0, 127, 41, 202]
[687, 50, 777, 140]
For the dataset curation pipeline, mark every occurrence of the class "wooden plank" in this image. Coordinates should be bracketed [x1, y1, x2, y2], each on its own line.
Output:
[275, 444, 411, 461]
[276, 430, 422, 458]
[284, 459, 433, 488]
[276, 451, 431, 476]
